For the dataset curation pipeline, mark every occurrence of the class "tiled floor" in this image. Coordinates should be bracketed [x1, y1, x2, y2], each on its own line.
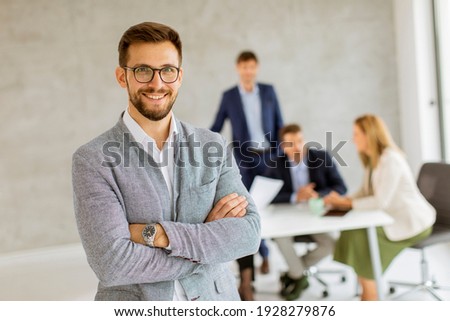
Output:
[1, 240, 449, 301]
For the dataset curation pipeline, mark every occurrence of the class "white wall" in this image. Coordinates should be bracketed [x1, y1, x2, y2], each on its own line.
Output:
[0, 0, 399, 253]
[434, 0, 450, 161]
[394, 0, 441, 176]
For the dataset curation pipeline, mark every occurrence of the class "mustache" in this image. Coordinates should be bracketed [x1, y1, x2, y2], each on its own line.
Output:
[138, 88, 169, 95]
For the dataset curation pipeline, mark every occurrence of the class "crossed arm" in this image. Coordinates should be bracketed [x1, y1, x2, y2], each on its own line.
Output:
[129, 193, 249, 248]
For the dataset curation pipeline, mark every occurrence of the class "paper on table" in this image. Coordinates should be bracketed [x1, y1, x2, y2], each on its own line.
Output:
[249, 175, 284, 211]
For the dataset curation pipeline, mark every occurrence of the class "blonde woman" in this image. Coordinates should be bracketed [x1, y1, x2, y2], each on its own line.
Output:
[324, 114, 436, 300]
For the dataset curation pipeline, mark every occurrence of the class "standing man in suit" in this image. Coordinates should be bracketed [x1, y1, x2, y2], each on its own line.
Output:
[72, 22, 260, 301]
[210, 51, 283, 300]
[265, 124, 347, 300]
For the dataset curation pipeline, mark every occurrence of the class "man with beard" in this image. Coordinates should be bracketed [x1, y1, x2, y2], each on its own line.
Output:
[266, 124, 347, 300]
[72, 22, 260, 301]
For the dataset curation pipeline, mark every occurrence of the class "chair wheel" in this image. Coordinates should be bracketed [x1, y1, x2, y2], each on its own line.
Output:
[341, 276, 346, 283]
[389, 286, 395, 294]
[322, 291, 329, 298]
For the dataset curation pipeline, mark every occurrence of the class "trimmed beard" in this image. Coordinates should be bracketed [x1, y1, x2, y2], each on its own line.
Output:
[127, 83, 177, 121]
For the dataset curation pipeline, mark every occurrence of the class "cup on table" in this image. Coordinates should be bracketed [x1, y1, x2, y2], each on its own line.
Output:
[308, 197, 325, 216]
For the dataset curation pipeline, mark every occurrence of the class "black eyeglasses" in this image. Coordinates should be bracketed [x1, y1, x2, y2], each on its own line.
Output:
[123, 65, 180, 83]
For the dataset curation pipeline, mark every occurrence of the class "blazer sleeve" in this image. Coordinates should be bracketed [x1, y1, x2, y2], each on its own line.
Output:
[159, 137, 261, 265]
[72, 153, 199, 287]
[210, 93, 228, 133]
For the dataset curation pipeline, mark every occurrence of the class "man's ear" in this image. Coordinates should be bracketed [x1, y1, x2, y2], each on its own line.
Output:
[115, 66, 127, 88]
[177, 67, 183, 84]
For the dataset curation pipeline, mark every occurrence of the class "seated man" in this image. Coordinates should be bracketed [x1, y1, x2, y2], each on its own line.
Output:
[265, 124, 347, 300]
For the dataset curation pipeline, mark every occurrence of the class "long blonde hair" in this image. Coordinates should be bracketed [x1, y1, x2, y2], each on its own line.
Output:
[354, 114, 399, 168]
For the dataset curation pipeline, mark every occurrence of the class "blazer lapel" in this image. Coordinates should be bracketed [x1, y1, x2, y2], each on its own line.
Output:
[115, 116, 172, 220]
[284, 159, 294, 192]
[231, 87, 250, 139]
[306, 150, 319, 184]
[258, 84, 271, 139]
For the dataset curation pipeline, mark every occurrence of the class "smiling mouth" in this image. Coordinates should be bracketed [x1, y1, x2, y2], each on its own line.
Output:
[142, 92, 167, 100]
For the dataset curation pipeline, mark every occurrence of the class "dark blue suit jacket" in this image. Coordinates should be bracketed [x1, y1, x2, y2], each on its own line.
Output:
[210, 83, 283, 163]
[265, 149, 347, 203]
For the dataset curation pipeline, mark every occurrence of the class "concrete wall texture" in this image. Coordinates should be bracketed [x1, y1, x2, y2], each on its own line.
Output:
[0, 0, 398, 253]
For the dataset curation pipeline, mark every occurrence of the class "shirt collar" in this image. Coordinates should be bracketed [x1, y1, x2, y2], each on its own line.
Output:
[238, 83, 259, 95]
[287, 157, 307, 169]
[123, 107, 178, 147]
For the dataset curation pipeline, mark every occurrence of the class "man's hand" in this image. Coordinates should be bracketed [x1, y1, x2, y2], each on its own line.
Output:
[205, 193, 248, 223]
[296, 183, 318, 202]
[129, 223, 169, 248]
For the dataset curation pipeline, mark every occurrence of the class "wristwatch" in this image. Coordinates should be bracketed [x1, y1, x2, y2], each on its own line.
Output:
[142, 223, 157, 247]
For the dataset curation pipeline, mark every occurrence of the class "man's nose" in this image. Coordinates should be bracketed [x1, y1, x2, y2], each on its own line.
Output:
[146, 71, 164, 88]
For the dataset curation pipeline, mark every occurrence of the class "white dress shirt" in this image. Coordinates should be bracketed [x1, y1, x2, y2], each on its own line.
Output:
[289, 159, 310, 203]
[239, 84, 270, 149]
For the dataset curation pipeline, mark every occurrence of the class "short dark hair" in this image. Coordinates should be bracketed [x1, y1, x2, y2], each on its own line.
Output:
[236, 51, 258, 64]
[279, 124, 302, 141]
[118, 22, 182, 67]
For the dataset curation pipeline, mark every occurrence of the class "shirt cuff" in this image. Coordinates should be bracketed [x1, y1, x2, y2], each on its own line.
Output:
[163, 243, 172, 254]
[290, 193, 297, 204]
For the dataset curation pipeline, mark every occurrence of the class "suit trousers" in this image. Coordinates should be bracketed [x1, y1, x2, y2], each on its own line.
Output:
[274, 233, 336, 279]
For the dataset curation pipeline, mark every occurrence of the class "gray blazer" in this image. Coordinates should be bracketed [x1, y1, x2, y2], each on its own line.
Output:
[72, 115, 261, 301]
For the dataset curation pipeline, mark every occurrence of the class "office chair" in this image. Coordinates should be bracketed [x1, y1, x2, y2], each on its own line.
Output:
[293, 234, 347, 298]
[389, 162, 450, 300]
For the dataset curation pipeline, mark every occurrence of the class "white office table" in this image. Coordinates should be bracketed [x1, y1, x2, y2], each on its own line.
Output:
[260, 204, 394, 300]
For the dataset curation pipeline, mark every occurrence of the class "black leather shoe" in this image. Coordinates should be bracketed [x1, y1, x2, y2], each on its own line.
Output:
[279, 273, 296, 297]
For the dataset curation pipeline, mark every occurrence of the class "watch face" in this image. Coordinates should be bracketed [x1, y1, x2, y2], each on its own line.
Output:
[143, 225, 156, 239]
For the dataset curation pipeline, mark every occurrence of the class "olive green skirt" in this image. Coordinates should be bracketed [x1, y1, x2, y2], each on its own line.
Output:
[334, 226, 432, 279]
